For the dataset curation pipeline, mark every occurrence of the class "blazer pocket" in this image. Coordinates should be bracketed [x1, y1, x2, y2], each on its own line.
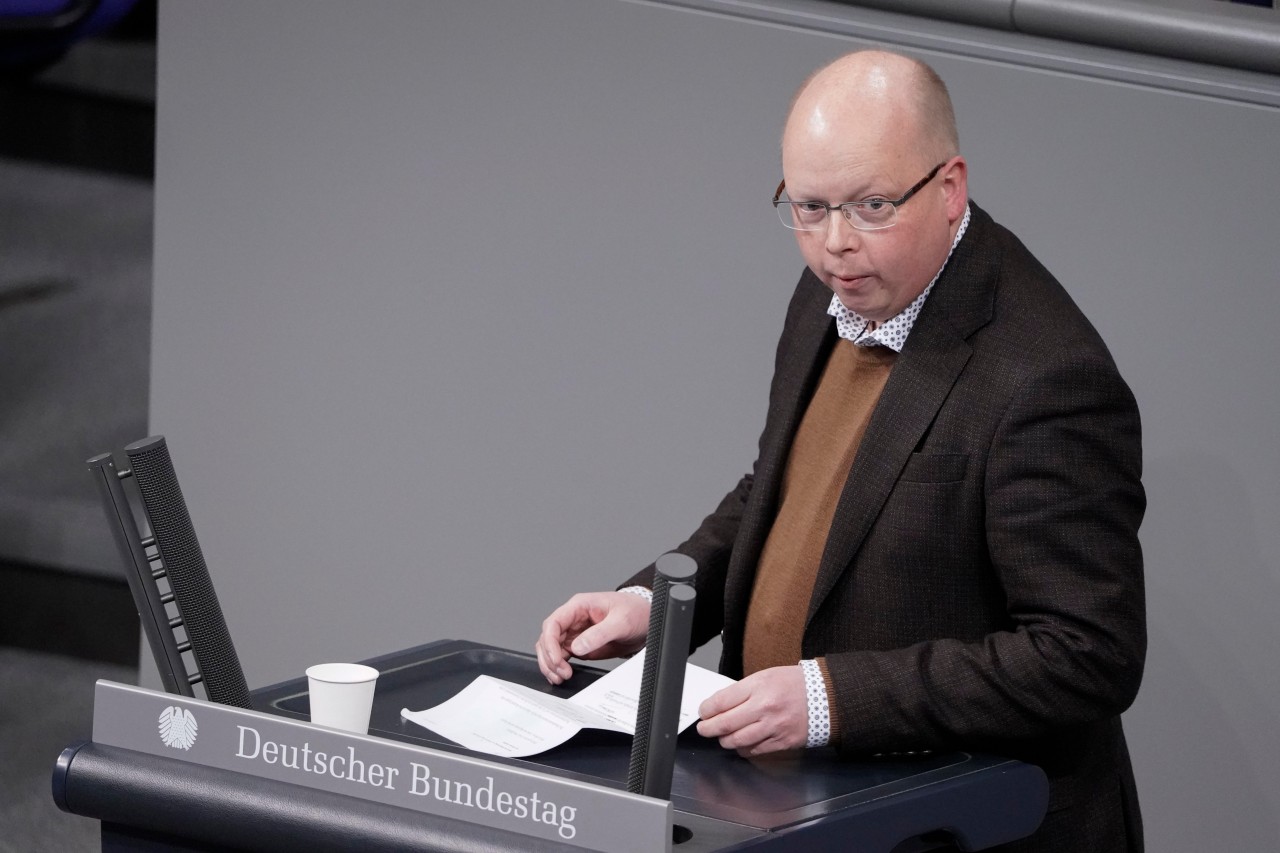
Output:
[898, 452, 969, 483]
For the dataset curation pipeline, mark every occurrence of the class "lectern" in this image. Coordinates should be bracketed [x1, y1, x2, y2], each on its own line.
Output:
[66, 438, 1047, 850]
[55, 639, 1048, 852]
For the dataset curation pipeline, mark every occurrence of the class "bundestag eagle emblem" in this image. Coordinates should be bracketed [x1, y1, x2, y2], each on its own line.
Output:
[158, 705, 199, 750]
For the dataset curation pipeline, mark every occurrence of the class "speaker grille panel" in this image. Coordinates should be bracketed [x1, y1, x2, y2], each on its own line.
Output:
[127, 437, 251, 708]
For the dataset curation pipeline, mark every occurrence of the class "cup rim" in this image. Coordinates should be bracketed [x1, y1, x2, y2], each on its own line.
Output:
[305, 662, 379, 684]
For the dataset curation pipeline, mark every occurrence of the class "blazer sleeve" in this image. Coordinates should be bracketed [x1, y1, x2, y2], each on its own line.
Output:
[622, 272, 830, 652]
[621, 471, 753, 650]
[823, 343, 1146, 754]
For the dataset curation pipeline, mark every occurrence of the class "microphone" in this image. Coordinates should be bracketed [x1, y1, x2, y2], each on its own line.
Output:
[626, 552, 696, 797]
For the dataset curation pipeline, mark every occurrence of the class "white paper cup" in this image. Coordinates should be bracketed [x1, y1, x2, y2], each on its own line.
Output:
[306, 663, 379, 734]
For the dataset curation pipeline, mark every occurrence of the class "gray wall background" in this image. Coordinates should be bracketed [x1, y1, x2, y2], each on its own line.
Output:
[150, 1, 1280, 849]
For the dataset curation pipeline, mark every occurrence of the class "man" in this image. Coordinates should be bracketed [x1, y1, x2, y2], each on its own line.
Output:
[536, 50, 1145, 852]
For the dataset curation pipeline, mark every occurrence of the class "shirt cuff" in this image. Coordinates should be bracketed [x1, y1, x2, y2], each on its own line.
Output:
[619, 586, 653, 602]
[800, 659, 832, 748]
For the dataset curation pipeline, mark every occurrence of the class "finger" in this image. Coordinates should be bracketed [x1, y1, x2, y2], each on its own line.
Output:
[538, 606, 579, 653]
[568, 620, 617, 658]
[539, 629, 573, 668]
[534, 640, 553, 683]
[698, 681, 749, 721]
[535, 640, 571, 685]
[538, 601, 593, 669]
[536, 613, 581, 684]
[569, 607, 636, 658]
[534, 632, 564, 683]
[696, 700, 754, 740]
[736, 739, 787, 759]
[717, 720, 772, 753]
[737, 733, 808, 759]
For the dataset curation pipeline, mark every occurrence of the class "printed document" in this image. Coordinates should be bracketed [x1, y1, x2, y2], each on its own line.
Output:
[400, 649, 734, 758]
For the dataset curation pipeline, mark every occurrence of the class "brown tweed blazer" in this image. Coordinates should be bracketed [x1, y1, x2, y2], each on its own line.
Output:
[629, 202, 1146, 852]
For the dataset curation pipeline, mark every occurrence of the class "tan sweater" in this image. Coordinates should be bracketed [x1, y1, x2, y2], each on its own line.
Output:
[742, 339, 896, 738]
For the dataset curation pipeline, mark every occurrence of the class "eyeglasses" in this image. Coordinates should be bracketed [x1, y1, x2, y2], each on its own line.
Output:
[772, 162, 946, 232]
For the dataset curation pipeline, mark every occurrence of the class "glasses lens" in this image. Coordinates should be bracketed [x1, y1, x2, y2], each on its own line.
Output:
[845, 202, 896, 231]
[777, 197, 826, 231]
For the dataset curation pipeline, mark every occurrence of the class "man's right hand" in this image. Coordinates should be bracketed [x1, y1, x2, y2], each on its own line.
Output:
[535, 591, 650, 685]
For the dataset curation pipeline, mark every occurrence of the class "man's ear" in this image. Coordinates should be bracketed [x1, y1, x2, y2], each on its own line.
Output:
[940, 156, 968, 222]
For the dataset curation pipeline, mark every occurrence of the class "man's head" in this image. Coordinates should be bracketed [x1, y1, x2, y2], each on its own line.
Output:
[780, 50, 968, 323]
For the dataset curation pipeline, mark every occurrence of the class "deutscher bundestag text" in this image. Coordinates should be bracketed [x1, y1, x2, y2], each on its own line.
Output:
[234, 725, 578, 839]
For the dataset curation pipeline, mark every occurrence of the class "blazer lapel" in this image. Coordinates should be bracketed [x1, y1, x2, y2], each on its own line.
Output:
[806, 204, 1000, 627]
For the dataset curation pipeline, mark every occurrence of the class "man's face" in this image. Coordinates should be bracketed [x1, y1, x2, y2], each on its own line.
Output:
[781, 115, 966, 323]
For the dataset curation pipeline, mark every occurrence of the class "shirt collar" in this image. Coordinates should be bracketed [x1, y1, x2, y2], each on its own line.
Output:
[827, 204, 971, 352]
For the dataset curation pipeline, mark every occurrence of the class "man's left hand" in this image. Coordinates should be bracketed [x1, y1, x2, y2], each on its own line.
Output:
[696, 665, 808, 757]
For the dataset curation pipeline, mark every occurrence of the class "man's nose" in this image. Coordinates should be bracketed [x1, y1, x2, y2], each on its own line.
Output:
[824, 210, 862, 253]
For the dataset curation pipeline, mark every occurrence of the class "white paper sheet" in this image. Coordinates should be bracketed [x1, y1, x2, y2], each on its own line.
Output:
[400, 649, 734, 758]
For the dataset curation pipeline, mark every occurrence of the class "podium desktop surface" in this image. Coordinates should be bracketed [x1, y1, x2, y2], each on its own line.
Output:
[262, 640, 1023, 833]
[57, 639, 1048, 852]
[266, 639, 1046, 850]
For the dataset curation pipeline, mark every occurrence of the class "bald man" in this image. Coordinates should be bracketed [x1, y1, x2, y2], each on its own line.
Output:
[537, 51, 1145, 852]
